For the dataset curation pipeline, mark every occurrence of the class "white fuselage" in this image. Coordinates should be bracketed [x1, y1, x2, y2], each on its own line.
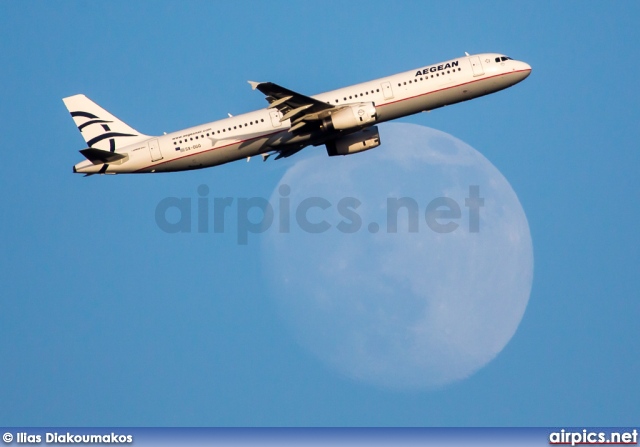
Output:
[73, 53, 531, 174]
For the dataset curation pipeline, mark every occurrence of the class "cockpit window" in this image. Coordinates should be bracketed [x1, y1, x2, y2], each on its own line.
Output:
[495, 57, 500, 63]
[500, 56, 513, 61]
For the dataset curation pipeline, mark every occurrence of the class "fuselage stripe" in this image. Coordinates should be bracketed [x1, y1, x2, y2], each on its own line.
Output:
[377, 68, 531, 109]
[133, 68, 530, 173]
[133, 130, 283, 172]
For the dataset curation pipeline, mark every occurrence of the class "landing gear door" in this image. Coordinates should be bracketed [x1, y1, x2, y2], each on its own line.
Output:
[148, 139, 163, 162]
[468, 56, 485, 77]
[381, 81, 394, 100]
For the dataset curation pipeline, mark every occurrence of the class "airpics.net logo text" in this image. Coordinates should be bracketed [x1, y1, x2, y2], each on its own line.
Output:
[154, 184, 485, 245]
[549, 429, 638, 446]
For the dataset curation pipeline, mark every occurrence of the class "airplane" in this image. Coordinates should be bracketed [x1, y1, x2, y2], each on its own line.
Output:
[64, 52, 531, 175]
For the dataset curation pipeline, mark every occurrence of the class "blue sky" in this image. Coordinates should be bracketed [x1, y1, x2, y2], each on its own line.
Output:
[0, 1, 639, 426]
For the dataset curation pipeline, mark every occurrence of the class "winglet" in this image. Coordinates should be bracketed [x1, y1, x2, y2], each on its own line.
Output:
[248, 81, 261, 90]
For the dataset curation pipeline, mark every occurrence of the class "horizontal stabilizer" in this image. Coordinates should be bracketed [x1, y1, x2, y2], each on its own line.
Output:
[79, 148, 127, 165]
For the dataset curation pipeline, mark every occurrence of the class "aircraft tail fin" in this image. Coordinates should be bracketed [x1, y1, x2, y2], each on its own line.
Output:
[62, 94, 151, 152]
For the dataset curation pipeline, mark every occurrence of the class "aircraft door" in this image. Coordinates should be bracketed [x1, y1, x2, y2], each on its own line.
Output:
[268, 109, 283, 128]
[381, 81, 394, 100]
[468, 56, 485, 77]
[148, 139, 163, 162]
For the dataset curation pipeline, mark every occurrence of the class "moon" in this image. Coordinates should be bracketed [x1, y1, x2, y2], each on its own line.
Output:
[261, 122, 534, 390]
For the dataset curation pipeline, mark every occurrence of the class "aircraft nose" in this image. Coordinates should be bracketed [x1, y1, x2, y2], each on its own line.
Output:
[512, 61, 532, 83]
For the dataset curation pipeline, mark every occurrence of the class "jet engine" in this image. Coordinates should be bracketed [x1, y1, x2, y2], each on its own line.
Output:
[321, 102, 377, 131]
[326, 126, 380, 156]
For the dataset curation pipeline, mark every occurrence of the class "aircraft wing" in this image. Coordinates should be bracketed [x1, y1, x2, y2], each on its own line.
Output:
[249, 81, 335, 134]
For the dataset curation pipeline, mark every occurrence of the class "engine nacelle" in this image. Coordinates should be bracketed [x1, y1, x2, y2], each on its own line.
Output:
[321, 102, 377, 131]
[326, 126, 381, 156]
